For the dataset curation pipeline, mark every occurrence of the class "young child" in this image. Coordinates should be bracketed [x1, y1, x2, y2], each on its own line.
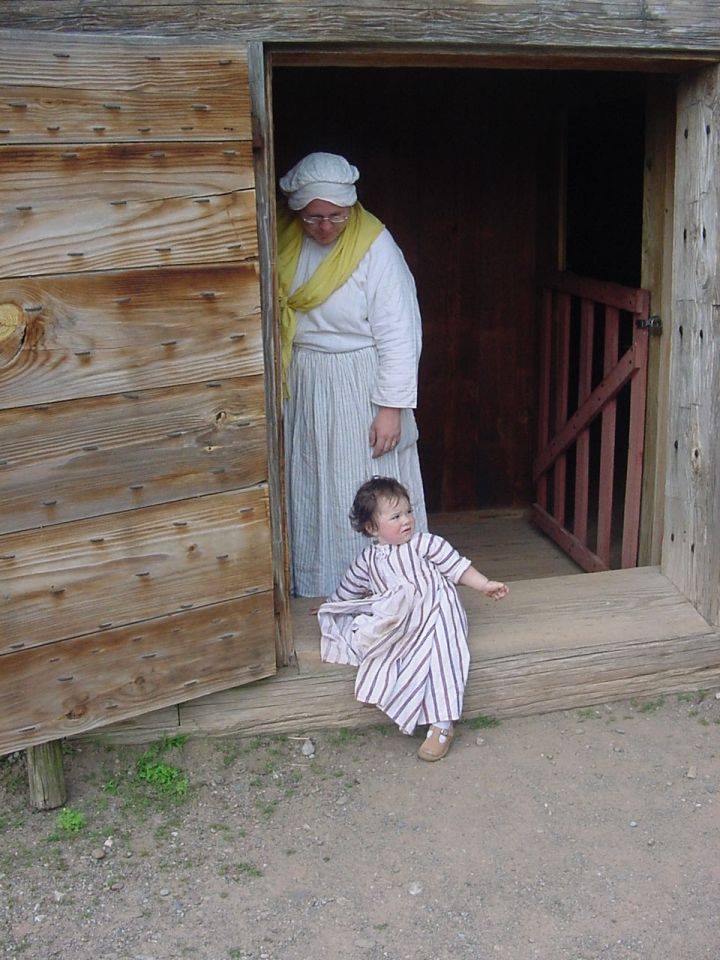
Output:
[318, 477, 508, 761]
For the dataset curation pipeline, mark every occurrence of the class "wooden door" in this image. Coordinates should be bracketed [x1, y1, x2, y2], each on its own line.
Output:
[533, 271, 651, 572]
[0, 32, 277, 755]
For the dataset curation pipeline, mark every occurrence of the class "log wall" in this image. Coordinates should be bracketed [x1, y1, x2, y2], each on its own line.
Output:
[663, 63, 720, 627]
[0, 34, 276, 756]
[1, 2, 720, 53]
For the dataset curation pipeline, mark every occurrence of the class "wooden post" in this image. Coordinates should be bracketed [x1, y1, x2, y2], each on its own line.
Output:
[663, 63, 720, 627]
[26, 740, 66, 811]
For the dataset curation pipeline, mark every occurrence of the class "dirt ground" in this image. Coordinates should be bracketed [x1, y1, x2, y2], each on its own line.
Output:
[1, 690, 719, 960]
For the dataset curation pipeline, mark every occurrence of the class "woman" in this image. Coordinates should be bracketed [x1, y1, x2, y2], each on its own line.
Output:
[278, 151, 427, 597]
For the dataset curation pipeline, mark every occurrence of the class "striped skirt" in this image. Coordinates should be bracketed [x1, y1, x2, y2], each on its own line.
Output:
[285, 345, 427, 597]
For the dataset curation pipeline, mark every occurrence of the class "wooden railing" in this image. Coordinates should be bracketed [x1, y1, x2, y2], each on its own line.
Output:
[533, 271, 650, 572]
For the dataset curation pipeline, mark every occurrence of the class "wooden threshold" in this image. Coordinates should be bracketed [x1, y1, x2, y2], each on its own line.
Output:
[78, 566, 719, 744]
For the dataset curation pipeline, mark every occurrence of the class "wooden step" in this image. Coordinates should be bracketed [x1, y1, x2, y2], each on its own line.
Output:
[78, 566, 720, 744]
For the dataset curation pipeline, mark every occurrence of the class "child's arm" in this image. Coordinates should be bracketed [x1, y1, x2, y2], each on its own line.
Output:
[458, 565, 509, 601]
[329, 550, 372, 602]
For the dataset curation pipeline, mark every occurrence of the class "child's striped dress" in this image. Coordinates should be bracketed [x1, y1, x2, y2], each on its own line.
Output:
[318, 533, 471, 734]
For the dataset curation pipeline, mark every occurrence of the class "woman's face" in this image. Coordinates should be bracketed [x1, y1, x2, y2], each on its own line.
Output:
[298, 199, 351, 245]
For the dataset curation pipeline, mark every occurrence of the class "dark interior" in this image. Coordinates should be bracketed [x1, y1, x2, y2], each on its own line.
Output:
[273, 67, 646, 516]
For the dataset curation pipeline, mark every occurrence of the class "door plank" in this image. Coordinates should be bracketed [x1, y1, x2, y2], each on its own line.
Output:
[0, 265, 262, 408]
[0, 141, 254, 208]
[0, 486, 272, 654]
[0, 189, 258, 279]
[0, 37, 251, 143]
[0, 591, 275, 755]
[0, 376, 266, 535]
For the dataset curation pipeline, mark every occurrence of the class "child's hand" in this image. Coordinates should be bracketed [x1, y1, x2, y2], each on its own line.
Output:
[482, 580, 509, 600]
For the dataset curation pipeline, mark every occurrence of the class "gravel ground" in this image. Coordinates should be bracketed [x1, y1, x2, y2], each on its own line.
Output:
[1, 690, 719, 960]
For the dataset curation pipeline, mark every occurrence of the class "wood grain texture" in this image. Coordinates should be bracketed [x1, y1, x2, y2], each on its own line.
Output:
[432, 510, 582, 581]
[0, 187, 257, 279]
[248, 42, 293, 667]
[0, 375, 267, 535]
[0, 485, 272, 654]
[0, 265, 262, 408]
[0, 34, 251, 143]
[270, 48, 712, 72]
[2, 4, 720, 52]
[0, 141, 254, 210]
[26, 741, 66, 808]
[638, 78, 675, 567]
[91, 566, 718, 743]
[663, 64, 720, 627]
[0, 591, 275, 756]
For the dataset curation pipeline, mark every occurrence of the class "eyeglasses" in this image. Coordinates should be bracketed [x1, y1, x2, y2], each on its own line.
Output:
[300, 213, 350, 225]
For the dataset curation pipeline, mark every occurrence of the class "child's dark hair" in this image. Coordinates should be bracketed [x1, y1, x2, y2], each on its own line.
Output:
[350, 476, 411, 536]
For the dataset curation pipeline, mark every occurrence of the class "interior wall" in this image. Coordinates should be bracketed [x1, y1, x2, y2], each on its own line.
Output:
[273, 68, 544, 511]
[272, 67, 648, 514]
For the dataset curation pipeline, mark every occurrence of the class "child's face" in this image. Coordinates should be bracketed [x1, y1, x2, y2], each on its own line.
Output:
[368, 496, 415, 546]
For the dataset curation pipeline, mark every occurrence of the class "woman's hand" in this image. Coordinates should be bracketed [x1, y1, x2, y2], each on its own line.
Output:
[369, 407, 402, 459]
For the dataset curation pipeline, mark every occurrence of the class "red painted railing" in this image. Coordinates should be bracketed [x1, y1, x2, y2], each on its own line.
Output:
[533, 271, 650, 572]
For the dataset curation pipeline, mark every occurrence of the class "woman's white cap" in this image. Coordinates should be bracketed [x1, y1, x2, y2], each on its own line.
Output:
[279, 152, 359, 210]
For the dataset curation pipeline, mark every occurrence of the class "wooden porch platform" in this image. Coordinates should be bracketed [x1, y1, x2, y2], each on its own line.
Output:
[80, 514, 720, 744]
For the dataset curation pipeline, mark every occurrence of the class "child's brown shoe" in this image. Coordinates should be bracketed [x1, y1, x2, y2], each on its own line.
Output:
[417, 725, 454, 761]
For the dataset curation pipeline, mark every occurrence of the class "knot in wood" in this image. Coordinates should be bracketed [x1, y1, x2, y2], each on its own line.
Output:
[0, 303, 27, 367]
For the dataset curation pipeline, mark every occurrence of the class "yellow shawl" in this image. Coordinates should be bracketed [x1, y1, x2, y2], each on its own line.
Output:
[277, 203, 384, 391]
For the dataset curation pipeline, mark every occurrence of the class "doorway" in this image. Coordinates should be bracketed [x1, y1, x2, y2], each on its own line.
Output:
[272, 64, 652, 584]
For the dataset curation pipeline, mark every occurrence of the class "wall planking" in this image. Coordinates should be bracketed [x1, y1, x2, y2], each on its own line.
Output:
[0, 189, 257, 279]
[0, 485, 272, 656]
[0, 32, 278, 755]
[0, 35, 252, 143]
[0, 142, 254, 209]
[0, 264, 262, 409]
[0, 375, 267, 535]
[0, 590, 276, 755]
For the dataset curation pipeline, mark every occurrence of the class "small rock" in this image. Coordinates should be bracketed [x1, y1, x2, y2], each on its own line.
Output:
[91, 848, 106, 861]
[647, 838, 656, 846]
[687, 765, 697, 779]
[109, 882, 123, 892]
[301, 738, 316, 758]
[629, 820, 638, 828]
[475, 737, 485, 746]
[335, 795, 347, 806]
[52, 891, 64, 903]
[160, 888, 170, 897]
[408, 882, 423, 896]
[103, 837, 113, 849]
[714, 691, 720, 700]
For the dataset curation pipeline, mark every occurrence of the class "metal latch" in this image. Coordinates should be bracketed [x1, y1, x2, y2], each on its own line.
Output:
[636, 315, 662, 334]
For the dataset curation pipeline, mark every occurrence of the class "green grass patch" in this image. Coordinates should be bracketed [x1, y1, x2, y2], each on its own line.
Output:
[577, 708, 601, 720]
[220, 861, 263, 881]
[55, 807, 86, 834]
[134, 737, 189, 798]
[466, 714, 501, 729]
[638, 696, 665, 713]
[328, 727, 362, 746]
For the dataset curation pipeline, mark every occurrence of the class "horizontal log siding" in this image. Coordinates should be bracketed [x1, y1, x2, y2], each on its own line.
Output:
[1, 5, 720, 52]
[0, 35, 276, 756]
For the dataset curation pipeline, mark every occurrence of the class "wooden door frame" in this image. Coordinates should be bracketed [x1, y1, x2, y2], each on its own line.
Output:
[248, 43, 294, 668]
[253, 44, 713, 667]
